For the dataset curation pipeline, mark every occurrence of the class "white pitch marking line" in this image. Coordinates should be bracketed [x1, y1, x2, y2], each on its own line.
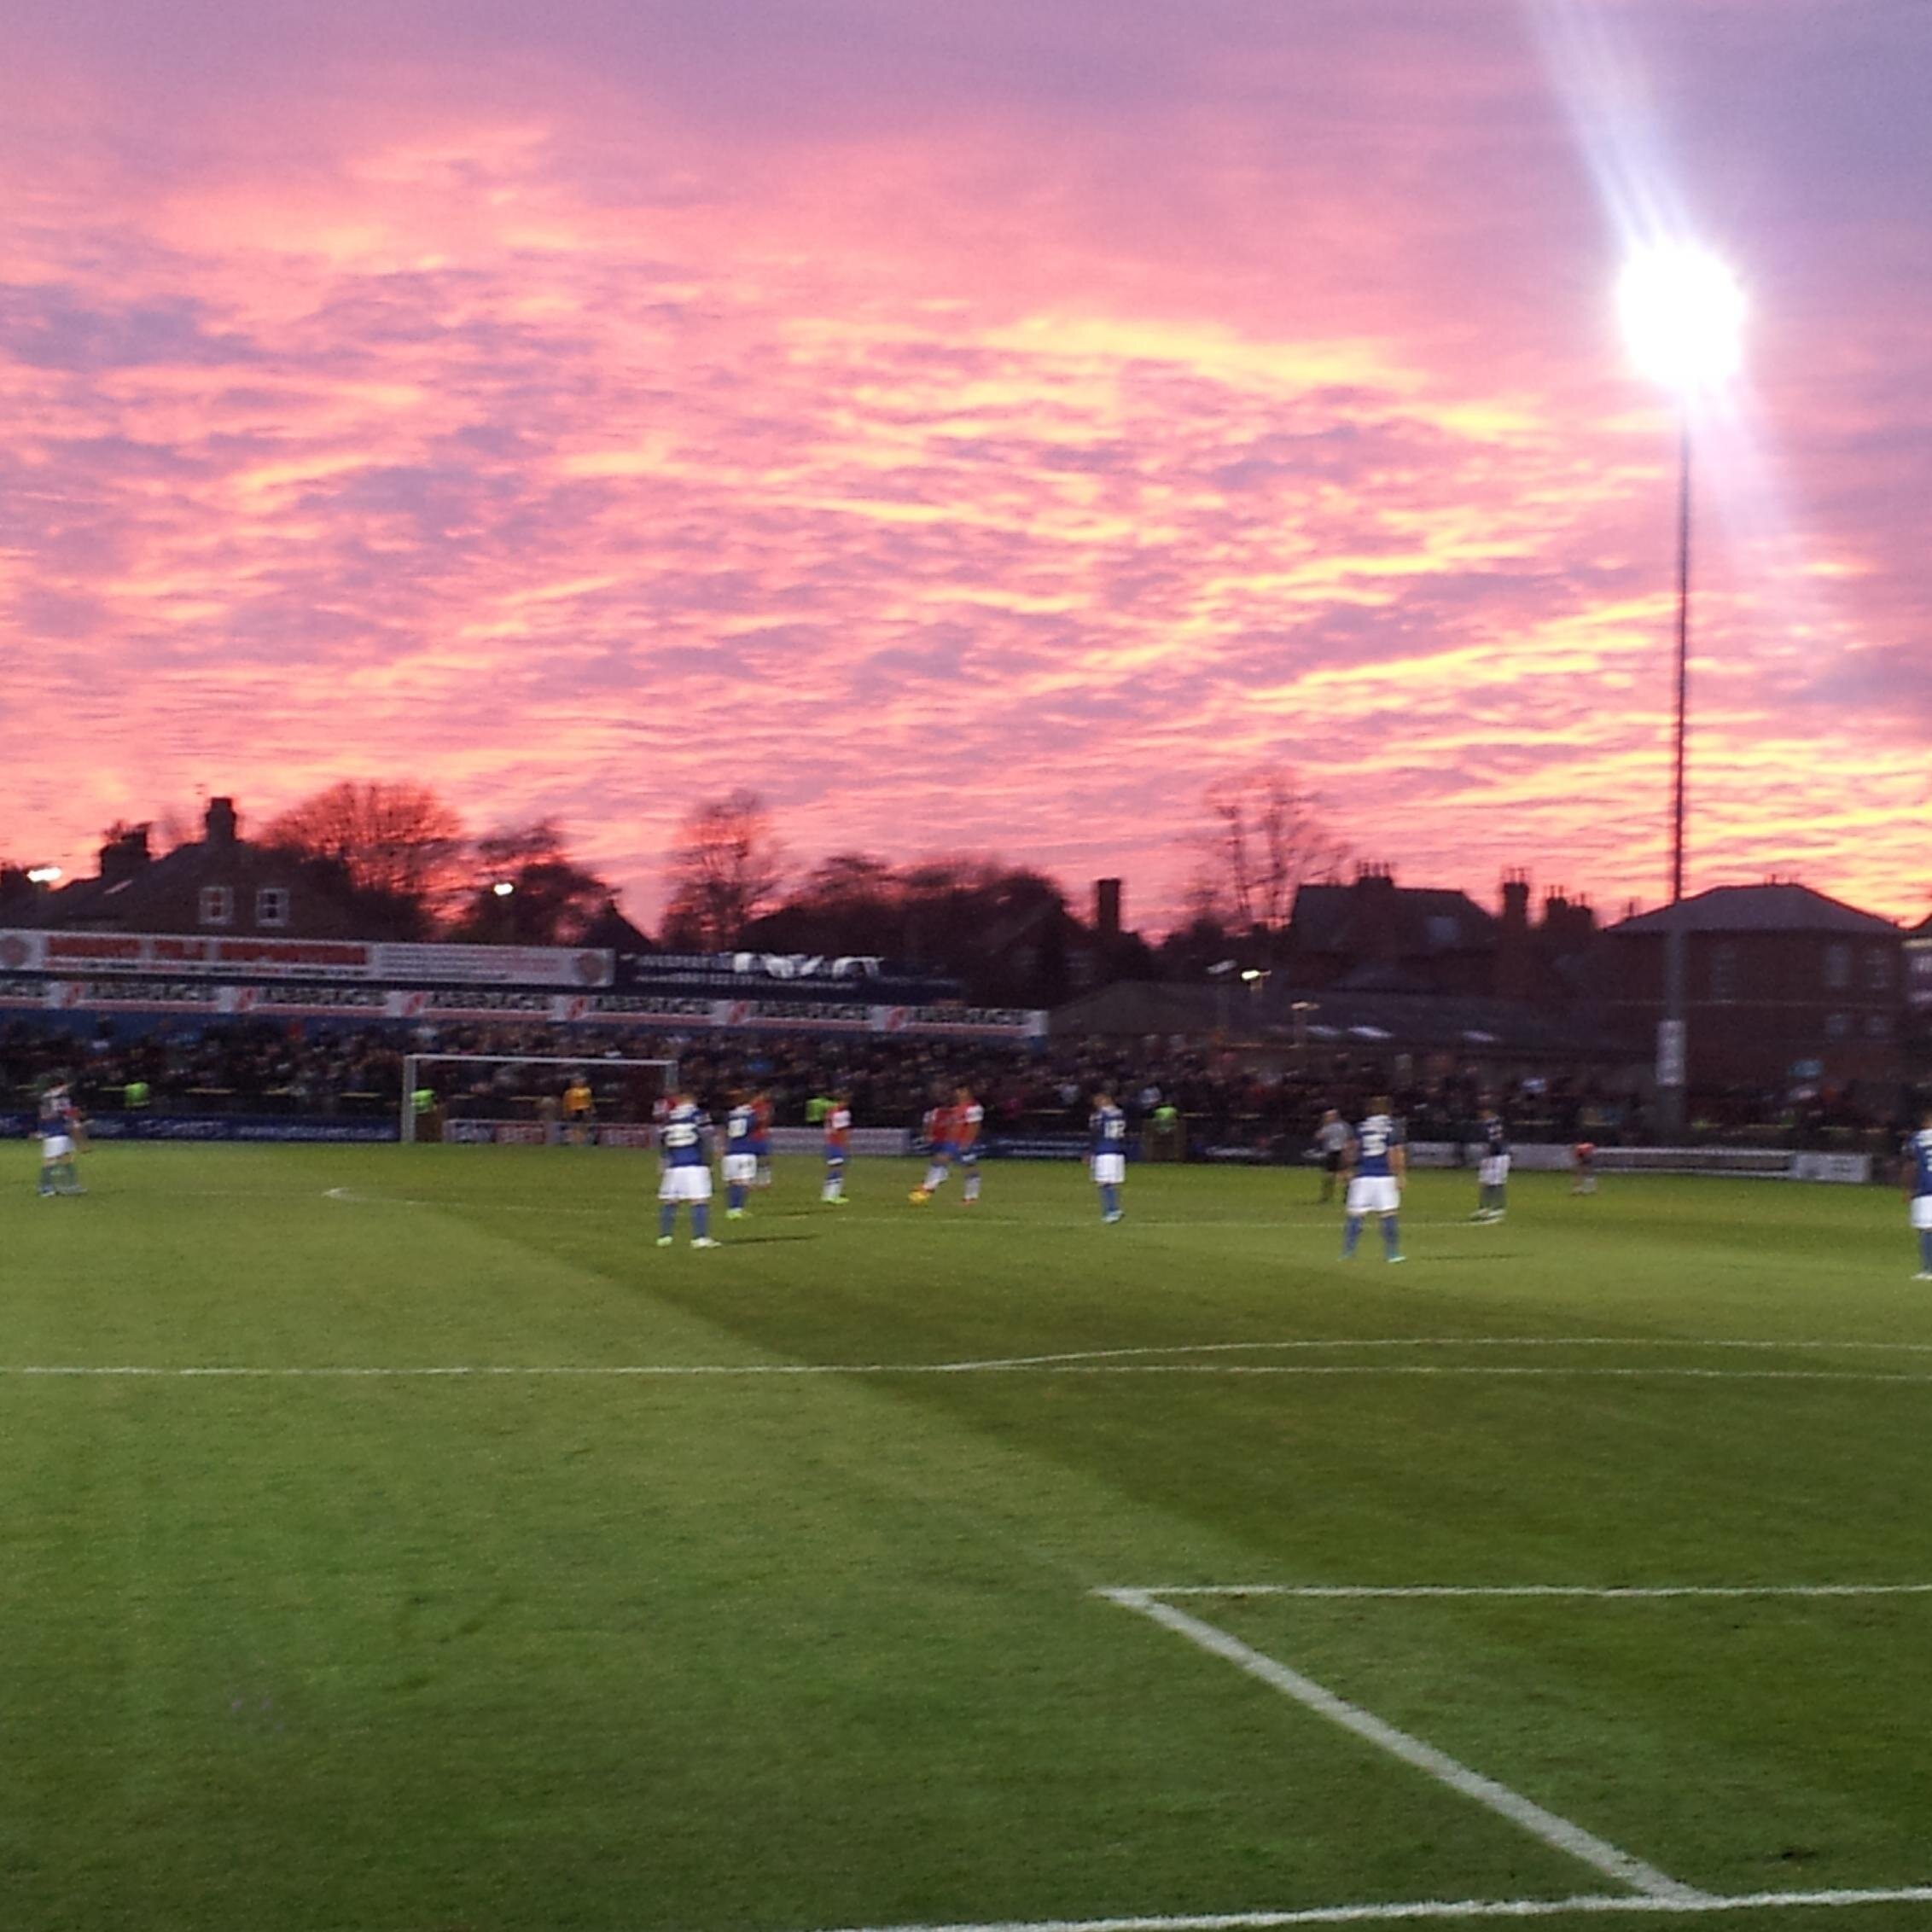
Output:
[9, 1363, 1932, 1384]
[1122, 1584, 1932, 1602]
[9, 1362, 1932, 1383]
[808, 1884, 1932, 1930]
[1100, 1590, 1708, 1905]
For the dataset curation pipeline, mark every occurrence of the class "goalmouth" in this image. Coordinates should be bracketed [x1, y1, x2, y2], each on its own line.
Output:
[401, 1054, 679, 1148]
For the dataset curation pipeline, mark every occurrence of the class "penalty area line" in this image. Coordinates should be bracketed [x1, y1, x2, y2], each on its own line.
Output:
[1099, 1591, 1707, 1905]
[807, 1883, 1932, 1931]
[1107, 1583, 1932, 1603]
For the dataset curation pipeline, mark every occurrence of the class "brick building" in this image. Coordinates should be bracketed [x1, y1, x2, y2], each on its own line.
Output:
[1286, 866, 1595, 1003]
[1603, 884, 1906, 1097]
[39, 799, 389, 940]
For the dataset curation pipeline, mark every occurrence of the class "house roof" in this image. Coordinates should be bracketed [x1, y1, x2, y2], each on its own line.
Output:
[1612, 883, 1898, 938]
[1290, 882, 1496, 956]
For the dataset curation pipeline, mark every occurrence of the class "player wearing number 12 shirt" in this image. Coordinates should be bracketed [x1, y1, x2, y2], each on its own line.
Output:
[1341, 1097, 1405, 1262]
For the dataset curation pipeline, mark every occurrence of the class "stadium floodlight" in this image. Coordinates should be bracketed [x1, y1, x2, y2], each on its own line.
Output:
[1618, 240, 1743, 1140]
[1617, 244, 1744, 394]
[26, 865, 62, 884]
[492, 880, 515, 897]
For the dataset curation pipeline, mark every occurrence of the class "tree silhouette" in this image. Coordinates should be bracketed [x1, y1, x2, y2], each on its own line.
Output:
[660, 792, 787, 951]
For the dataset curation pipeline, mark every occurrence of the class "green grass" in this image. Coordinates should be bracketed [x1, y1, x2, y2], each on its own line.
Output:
[4, 1146, 1932, 1931]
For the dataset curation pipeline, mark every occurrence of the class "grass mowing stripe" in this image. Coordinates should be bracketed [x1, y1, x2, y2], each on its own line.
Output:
[1101, 1592, 1710, 1906]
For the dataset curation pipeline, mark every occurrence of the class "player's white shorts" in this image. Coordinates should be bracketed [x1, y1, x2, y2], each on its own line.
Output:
[658, 1166, 713, 1204]
[41, 1135, 73, 1160]
[1912, 1196, 1932, 1232]
[1346, 1175, 1400, 1215]
[1091, 1153, 1126, 1186]
[722, 1154, 757, 1184]
[1478, 1155, 1510, 1186]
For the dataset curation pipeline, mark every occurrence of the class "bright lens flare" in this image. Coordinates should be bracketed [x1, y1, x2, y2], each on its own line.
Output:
[1618, 244, 1745, 392]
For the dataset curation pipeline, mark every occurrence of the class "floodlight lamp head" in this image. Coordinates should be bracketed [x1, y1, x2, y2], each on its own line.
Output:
[1618, 243, 1745, 393]
[492, 880, 515, 897]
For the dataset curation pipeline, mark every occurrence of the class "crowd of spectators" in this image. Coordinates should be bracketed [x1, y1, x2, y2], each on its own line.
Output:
[1, 1015, 1912, 1153]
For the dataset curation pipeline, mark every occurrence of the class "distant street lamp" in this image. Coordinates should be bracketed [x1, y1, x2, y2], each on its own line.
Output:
[492, 880, 515, 898]
[26, 866, 62, 885]
[1618, 242, 1744, 1138]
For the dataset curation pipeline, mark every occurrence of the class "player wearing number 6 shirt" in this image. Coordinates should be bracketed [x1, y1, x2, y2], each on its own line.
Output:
[1341, 1096, 1405, 1262]
[1906, 1109, 1932, 1281]
[656, 1094, 718, 1248]
[1090, 1091, 1127, 1223]
[722, 1093, 758, 1219]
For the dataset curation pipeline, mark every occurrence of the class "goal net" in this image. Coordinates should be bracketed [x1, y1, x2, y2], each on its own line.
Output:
[401, 1054, 678, 1148]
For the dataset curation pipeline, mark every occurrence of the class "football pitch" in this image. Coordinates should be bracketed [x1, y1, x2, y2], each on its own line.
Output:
[6, 1147, 1932, 1932]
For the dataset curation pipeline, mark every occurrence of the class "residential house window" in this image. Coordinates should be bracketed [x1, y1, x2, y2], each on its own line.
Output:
[1864, 947, 1892, 990]
[1824, 943, 1851, 990]
[256, 887, 291, 928]
[198, 885, 233, 927]
[1824, 1011, 1849, 1039]
[1708, 944, 1738, 1001]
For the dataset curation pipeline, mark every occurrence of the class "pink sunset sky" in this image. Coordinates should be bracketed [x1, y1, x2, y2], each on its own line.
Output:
[3, 0, 1928, 933]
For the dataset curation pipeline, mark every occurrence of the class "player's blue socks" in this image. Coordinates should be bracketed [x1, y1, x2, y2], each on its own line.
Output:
[1920, 1230, 1932, 1273]
[1099, 1182, 1120, 1219]
[728, 1181, 746, 1213]
[1341, 1215, 1363, 1258]
[692, 1203, 710, 1240]
[659, 1202, 676, 1239]
[1382, 1216, 1401, 1259]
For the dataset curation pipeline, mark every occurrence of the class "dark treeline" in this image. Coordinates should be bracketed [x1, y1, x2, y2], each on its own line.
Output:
[3, 765, 1348, 1010]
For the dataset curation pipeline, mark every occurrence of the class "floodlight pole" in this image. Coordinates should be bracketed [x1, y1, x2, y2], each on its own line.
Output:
[1657, 410, 1691, 1141]
[1671, 410, 1690, 908]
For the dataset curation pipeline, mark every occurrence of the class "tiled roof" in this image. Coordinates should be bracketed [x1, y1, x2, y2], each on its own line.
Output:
[1612, 884, 1897, 937]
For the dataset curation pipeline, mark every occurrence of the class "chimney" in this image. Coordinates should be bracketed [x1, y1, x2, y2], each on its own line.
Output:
[1094, 878, 1122, 944]
[1495, 868, 1533, 1001]
[206, 797, 239, 847]
[98, 824, 152, 884]
[1542, 890, 1596, 953]
[1352, 863, 1400, 962]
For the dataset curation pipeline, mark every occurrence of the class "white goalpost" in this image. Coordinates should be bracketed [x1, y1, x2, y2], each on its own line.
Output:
[400, 1054, 679, 1148]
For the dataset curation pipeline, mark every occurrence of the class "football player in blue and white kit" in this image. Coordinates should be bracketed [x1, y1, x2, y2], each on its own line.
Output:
[656, 1091, 719, 1248]
[1090, 1089, 1128, 1223]
[1472, 1106, 1510, 1222]
[37, 1079, 86, 1197]
[1905, 1109, 1932, 1282]
[722, 1092, 759, 1219]
[1341, 1095, 1405, 1262]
